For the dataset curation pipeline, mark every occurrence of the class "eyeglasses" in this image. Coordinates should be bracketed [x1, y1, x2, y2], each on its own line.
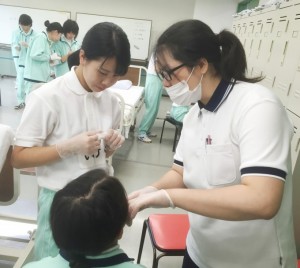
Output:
[158, 63, 186, 81]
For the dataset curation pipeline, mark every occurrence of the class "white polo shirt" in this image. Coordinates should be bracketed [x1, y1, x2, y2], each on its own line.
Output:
[174, 80, 297, 268]
[14, 68, 121, 191]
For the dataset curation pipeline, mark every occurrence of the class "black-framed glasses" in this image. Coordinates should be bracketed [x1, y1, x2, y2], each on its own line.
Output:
[158, 63, 186, 81]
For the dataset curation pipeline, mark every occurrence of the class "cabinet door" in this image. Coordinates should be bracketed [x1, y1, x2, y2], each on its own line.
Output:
[287, 110, 300, 171]
[273, 9, 300, 104]
[287, 69, 300, 116]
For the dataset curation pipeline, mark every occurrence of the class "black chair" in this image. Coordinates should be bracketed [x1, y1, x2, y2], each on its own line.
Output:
[159, 116, 183, 152]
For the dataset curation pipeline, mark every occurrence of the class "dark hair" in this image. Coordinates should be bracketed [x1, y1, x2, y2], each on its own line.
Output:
[155, 19, 262, 83]
[44, 20, 63, 33]
[63, 19, 79, 38]
[19, 14, 32, 26]
[68, 49, 80, 69]
[50, 169, 128, 268]
[81, 22, 130, 76]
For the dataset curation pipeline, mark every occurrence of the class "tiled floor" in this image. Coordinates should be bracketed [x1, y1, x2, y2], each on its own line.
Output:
[0, 76, 185, 268]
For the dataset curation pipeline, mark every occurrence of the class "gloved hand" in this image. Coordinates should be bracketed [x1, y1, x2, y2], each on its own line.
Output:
[20, 41, 28, 48]
[128, 190, 175, 225]
[127, 186, 158, 200]
[99, 129, 125, 152]
[56, 131, 100, 158]
[50, 53, 62, 61]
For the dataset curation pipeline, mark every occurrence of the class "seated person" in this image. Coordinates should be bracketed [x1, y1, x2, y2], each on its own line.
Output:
[169, 103, 190, 122]
[23, 169, 145, 268]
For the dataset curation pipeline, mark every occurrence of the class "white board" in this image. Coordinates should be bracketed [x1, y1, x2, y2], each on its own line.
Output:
[0, 5, 70, 45]
[76, 13, 151, 61]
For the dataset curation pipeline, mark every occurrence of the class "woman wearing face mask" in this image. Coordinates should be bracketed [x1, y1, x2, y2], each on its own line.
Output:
[23, 20, 63, 98]
[12, 22, 130, 261]
[128, 20, 297, 268]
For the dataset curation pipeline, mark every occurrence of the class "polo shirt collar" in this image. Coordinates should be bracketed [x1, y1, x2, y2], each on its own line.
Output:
[198, 78, 236, 112]
[65, 67, 100, 96]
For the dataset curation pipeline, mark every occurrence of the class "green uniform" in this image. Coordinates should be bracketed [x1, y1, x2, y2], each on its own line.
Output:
[138, 74, 163, 136]
[11, 27, 21, 71]
[24, 32, 52, 95]
[51, 35, 80, 77]
[16, 28, 37, 105]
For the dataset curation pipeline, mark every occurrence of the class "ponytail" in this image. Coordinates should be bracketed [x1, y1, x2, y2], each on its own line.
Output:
[44, 20, 63, 33]
[216, 30, 263, 83]
[69, 254, 89, 268]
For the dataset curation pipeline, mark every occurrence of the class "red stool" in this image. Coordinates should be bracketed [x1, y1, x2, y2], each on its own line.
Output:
[137, 214, 189, 268]
[298, 259, 300, 268]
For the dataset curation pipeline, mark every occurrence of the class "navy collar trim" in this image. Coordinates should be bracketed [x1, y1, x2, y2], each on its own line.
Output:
[60, 250, 134, 267]
[198, 78, 236, 112]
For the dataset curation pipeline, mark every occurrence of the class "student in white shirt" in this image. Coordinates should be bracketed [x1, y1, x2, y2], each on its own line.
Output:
[128, 19, 297, 268]
[12, 22, 130, 261]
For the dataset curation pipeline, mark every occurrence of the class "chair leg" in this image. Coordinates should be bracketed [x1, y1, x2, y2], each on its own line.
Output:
[159, 119, 166, 143]
[137, 220, 147, 264]
[172, 127, 179, 152]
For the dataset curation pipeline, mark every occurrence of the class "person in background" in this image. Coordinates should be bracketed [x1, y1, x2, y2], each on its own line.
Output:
[169, 103, 190, 122]
[14, 14, 37, 110]
[23, 169, 145, 268]
[52, 19, 80, 77]
[137, 53, 163, 143]
[12, 22, 130, 260]
[11, 23, 21, 83]
[23, 20, 63, 100]
[128, 19, 297, 268]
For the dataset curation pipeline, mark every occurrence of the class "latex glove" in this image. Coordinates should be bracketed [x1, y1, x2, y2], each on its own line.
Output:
[99, 129, 125, 152]
[128, 190, 175, 225]
[56, 131, 100, 158]
[127, 186, 158, 200]
[50, 53, 62, 61]
[20, 41, 28, 48]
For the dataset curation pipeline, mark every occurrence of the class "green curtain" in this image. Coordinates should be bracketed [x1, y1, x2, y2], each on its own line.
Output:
[237, 0, 260, 12]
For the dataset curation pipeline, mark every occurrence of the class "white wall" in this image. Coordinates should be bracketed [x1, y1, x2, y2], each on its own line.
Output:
[0, 0, 196, 59]
[0, 0, 240, 59]
[193, 0, 239, 33]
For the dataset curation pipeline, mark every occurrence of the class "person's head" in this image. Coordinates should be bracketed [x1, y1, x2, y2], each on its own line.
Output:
[68, 49, 80, 69]
[63, 19, 79, 40]
[50, 169, 128, 266]
[44, 20, 63, 42]
[77, 22, 130, 92]
[19, 14, 32, 33]
[154, 20, 261, 98]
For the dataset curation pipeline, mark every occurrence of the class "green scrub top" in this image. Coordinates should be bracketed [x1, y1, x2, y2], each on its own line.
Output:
[24, 32, 52, 83]
[11, 27, 21, 57]
[52, 35, 80, 77]
[18, 29, 38, 66]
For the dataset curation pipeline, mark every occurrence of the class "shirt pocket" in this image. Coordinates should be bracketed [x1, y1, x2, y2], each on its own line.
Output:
[206, 143, 237, 186]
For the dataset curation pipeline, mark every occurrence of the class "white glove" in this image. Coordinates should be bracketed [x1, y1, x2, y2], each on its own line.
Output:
[56, 131, 100, 158]
[20, 41, 28, 48]
[50, 53, 61, 61]
[127, 186, 158, 200]
[128, 190, 175, 225]
[100, 129, 125, 152]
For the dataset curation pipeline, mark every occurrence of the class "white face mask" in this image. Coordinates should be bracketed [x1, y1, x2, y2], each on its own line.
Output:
[165, 68, 204, 106]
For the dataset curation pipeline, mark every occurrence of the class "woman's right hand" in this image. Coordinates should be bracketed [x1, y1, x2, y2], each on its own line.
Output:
[127, 186, 158, 200]
[127, 189, 175, 225]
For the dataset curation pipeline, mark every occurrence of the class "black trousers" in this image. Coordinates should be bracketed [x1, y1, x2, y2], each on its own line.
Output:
[182, 250, 199, 268]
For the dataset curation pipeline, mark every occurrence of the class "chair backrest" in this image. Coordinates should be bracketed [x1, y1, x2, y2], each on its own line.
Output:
[0, 124, 20, 205]
[119, 65, 147, 86]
